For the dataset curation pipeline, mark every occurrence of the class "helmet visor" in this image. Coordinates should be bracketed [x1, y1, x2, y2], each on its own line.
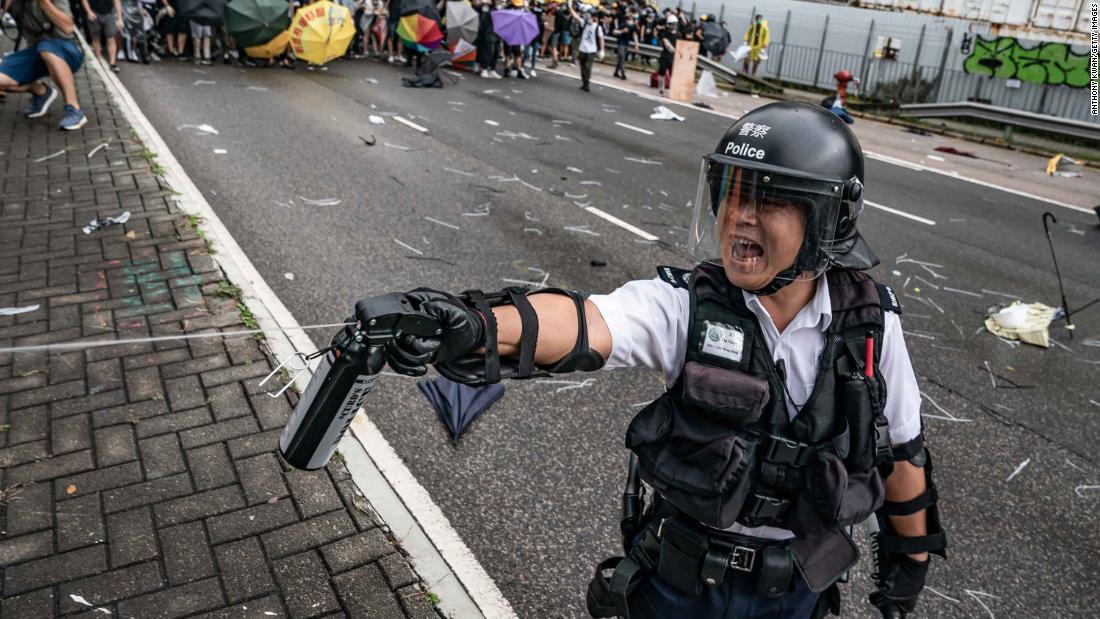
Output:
[688, 159, 845, 283]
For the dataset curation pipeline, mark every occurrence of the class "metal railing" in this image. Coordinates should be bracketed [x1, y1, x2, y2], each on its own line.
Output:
[630, 42, 783, 93]
[898, 102, 1100, 142]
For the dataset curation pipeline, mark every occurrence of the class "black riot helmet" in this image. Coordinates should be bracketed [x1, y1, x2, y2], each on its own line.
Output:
[687, 101, 878, 295]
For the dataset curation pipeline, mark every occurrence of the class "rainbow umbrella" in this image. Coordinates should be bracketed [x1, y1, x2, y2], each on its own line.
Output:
[396, 13, 443, 52]
[288, 0, 355, 65]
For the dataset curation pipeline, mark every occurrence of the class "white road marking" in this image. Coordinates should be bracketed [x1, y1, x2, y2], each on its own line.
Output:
[539, 67, 1090, 214]
[614, 121, 655, 135]
[585, 206, 660, 241]
[864, 150, 1091, 214]
[865, 200, 936, 226]
[86, 34, 496, 619]
[393, 115, 428, 133]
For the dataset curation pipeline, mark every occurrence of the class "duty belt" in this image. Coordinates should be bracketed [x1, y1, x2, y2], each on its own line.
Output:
[587, 515, 798, 618]
[637, 516, 793, 592]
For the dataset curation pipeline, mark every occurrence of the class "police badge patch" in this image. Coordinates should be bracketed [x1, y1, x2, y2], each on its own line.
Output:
[657, 265, 692, 289]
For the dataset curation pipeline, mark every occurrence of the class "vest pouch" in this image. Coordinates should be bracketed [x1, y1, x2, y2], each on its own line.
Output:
[656, 517, 708, 596]
[807, 451, 885, 527]
[679, 361, 770, 427]
[626, 394, 758, 529]
[839, 376, 875, 471]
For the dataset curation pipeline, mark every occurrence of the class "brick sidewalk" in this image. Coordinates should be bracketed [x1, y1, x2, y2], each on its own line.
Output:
[0, 48, 439, 618]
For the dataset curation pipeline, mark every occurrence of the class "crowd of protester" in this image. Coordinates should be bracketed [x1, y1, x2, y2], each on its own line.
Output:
[59, 0, 733, 80]
[0, 0, 738, 130]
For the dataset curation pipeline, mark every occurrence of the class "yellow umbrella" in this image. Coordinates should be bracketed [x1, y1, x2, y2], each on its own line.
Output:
[245, 30, 290, 59]
[288, 1, 356, 66]
[577, 0, 601, 5]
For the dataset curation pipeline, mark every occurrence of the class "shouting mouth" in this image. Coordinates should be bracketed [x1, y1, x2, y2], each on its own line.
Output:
[731, 237, 764, 261]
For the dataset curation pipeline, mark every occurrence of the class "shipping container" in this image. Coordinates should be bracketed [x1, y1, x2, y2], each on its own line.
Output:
[856, 0, 1090, 36]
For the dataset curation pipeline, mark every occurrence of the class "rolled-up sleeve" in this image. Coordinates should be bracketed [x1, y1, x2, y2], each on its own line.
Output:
[588, 279, 690, 385]
[879, 311, 923, 444]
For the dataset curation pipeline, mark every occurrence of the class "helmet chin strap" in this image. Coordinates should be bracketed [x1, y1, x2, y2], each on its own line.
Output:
[744, 264, 801, 296]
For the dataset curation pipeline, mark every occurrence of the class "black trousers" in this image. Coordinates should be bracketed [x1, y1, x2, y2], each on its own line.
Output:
[615, 41, 628, 76]
[579, 51, 595, 87]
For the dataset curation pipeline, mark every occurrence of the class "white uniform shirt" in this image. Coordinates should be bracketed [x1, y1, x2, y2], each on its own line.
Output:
[589, 274, 922, 540]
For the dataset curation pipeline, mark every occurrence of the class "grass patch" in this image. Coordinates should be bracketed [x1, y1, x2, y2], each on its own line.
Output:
[426, 591, 440, 606]
[137, 147, 166, 176]
[237, 301, 261, 337]
[215, 281, 242, 300]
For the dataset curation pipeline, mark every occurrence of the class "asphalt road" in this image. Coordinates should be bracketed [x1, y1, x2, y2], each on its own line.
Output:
[118, 57, 1100, 618]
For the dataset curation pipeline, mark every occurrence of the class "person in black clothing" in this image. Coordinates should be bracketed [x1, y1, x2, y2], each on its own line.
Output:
[610, 4, 637, 80]
[656, 15, 676, 96]
[474, 0, 500, 78]
[549, 0, 569, 68]
[634, 9, 653, 67]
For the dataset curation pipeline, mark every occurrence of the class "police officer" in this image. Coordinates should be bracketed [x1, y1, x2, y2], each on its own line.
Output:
[379, 101, 946, 618]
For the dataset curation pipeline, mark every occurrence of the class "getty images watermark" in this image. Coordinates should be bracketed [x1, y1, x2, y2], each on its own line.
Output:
[1093, 2, 1099, 115]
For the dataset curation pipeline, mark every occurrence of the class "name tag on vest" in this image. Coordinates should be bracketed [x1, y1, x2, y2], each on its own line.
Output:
[700, 321, 745, 363]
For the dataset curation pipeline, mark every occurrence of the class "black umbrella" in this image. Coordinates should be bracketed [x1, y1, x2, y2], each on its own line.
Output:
[180, 0, 229, 27]
[401, 0, 439, 20]
[701, 22, 725, 56]
[418, 375, 505, 443]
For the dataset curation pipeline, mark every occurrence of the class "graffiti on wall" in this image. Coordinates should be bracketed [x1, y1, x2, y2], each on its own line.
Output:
[963, 36, 1089, 88]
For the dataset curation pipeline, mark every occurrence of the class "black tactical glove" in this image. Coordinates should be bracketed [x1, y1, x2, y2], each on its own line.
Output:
[383, 289, 485, 377]
[869, 554, 929, 618]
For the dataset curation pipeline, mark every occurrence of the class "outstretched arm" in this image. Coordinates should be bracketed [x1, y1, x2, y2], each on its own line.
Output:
[489, 294, 612, 365]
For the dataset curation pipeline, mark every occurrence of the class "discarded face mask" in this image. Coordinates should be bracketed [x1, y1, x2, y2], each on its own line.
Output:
[368, 115, 385, 125]
[650, 105, 685, 121]
[984, 301, 1058, 348]
[83, 211, 131, 234]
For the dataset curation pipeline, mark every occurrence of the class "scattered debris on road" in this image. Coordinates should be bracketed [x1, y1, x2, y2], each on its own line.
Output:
[650, 105, 685, 121]
[83, 211, 130, 234]
[0, 304, 40, 316]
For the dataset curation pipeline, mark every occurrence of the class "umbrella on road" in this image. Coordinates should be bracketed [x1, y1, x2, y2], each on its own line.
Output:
[245, 30, 289, 58]
[227, 0, 291, 48]
[289, 0, 355, 65]
[418, 375, 505, 443]
[491, 9, 538, 46]
[449, 38, 476, 71]
[397, 13, 444, 51]
[179, 0, 228, 26]
[445, 0, 478, 45]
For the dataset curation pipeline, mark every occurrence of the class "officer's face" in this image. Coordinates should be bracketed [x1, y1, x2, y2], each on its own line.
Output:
[717, 189, 806, 291]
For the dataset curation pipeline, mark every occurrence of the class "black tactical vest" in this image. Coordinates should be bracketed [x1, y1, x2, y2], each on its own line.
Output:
[625, 262, 899, 590]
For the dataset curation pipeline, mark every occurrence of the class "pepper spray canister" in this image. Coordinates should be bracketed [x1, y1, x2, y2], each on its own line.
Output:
[278, 293, 442, 470]
[278, 325, 385, 470]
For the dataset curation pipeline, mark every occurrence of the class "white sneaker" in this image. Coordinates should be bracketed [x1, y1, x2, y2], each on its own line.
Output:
[480, 69, 489, 78]
[490, 70, 502, 79]
[529, 70, 536, 77]
[387, 55, 394, 63]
